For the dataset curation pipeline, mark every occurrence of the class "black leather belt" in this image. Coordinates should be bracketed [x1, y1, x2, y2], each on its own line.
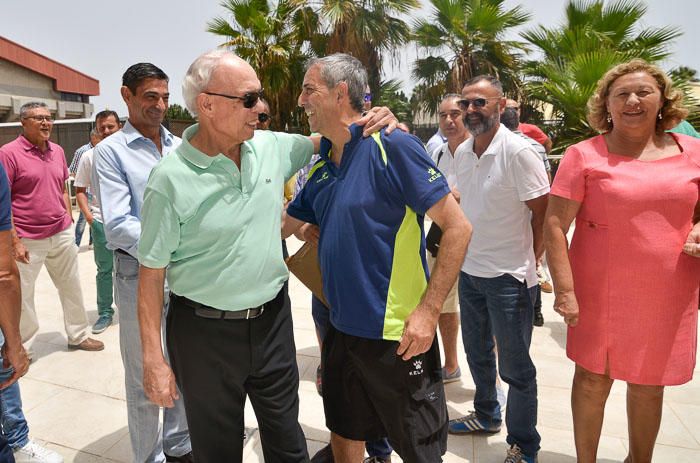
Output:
[115, 249, 131, 256]
[171, 293, 265, 320]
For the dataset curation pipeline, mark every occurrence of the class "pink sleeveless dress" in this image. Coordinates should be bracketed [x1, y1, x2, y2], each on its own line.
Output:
[551, 133, 700, 385]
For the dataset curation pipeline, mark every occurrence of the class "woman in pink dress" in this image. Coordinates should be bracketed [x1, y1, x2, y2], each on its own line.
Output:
[545, 59, 700, 463]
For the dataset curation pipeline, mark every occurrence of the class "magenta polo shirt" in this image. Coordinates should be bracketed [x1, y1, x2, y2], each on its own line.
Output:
[0, 135, 72, 239]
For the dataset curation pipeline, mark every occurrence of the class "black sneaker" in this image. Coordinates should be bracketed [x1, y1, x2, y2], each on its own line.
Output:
[533, 310, 544, 327]
[165, 451, 194, 462]
[311, 444, 334, 463]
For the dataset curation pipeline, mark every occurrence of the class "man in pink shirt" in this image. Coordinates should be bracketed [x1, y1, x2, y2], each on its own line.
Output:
[0, 102, 103, 354]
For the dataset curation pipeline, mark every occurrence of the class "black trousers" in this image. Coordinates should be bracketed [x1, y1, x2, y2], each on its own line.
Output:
[167, 288, 309, 463]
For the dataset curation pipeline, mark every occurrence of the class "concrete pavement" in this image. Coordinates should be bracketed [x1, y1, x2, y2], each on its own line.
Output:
[17, 237, 700, 462]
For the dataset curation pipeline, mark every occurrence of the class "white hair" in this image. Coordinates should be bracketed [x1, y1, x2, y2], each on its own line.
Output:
[20, 101, 49, 119]
[182, 49, 237, 116]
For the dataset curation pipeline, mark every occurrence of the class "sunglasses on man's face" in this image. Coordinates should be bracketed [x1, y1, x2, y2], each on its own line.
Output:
[203, 89, 264, 109]
[458, 97, 501, 109]
[258, 113, 270, 123]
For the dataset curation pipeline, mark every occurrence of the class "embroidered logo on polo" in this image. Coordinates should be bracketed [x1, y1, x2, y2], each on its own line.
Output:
[265, 178, 271, 183]
[315, 171, 330, 184]
[409, 359, 424, 376]
[427, 167, 442, 183]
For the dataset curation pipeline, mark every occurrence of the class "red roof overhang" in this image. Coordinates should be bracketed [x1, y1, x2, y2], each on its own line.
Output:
[0, 36, 99, 96]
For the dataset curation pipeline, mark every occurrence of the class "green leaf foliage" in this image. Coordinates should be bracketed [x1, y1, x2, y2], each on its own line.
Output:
[522, 0, 684, 153]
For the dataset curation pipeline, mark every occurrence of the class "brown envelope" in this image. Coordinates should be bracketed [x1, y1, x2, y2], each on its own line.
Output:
[285, 241, 329, 308]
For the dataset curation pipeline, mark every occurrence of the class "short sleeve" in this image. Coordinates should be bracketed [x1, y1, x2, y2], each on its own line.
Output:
[271, 132, 314, 181]
[286, 162, 322, 225]
[138, 186, 181, 269]
[384, 131, 451, 214]
[550, 145, 586, 202]
[0, 163, 11, 231]
[0, 148, 16, 188]
[511, 146, 550, 202]
[59, 147, 69, 182]
[74, 151, 92, 188]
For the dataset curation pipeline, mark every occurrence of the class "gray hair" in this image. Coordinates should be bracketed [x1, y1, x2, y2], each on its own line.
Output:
[463, 75, 504, 95]
[20, 102, 49, 119]
[440, 93, 462, 105]
[182, 49, 235, 116]
[307, 53, 367, 113]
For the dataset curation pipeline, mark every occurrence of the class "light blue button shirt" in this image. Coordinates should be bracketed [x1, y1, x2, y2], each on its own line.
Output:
[93, 120, 180, 256]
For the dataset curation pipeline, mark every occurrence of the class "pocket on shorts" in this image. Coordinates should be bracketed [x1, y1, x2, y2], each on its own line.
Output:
[407, 354, 447, 442]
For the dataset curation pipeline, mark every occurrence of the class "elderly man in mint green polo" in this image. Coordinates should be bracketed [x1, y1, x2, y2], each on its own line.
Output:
[136, 49, 398, 462]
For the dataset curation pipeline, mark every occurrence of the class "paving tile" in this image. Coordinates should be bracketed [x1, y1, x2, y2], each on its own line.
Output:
[667, 401, 700, 447]
[16, 377, 65, 413]
[20, 236, 699, 462]
[650, 443, 700, 462]
[23, 389, 128, 456]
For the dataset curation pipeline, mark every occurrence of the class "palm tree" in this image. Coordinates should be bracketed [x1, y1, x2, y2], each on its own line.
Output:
[292, 0, 419, 93]
[207, 0, 319, 131]
[412, 0, 531, 116]
[522, 0, 682, 152]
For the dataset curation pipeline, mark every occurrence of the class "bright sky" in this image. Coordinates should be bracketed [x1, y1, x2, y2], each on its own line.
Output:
[2, 0, 698, 117]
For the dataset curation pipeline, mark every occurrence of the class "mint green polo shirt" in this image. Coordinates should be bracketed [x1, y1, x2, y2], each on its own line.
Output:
[138, 124, 313, 311]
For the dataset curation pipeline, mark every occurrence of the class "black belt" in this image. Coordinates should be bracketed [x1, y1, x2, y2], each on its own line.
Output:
[171, 293, 265, 320]
[115, 249, 132, 257]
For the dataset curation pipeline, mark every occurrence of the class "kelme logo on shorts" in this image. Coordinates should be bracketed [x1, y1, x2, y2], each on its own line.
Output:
[428, 167, 442, 183]
[315, 171, 330, 183]
[409, 359, 424, 376]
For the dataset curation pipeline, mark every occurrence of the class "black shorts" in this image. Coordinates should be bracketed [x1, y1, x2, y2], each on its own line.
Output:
[322, 324, 448, 463]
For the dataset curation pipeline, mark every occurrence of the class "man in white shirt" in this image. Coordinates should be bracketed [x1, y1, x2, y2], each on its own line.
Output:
[448, 75, 549, 463]
[74, 110, 121, 334]
[428, 93, 469, 383]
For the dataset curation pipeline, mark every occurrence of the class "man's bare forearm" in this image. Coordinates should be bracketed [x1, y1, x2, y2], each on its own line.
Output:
[422, 219, 471, 312]
[75, 188, 93, 223]
[138, 266, 167, 364]
[0, 231, 21, 347]
[63, 189, 72, 221]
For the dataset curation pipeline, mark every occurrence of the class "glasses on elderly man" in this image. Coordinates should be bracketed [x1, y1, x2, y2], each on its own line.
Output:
[204, 89, 264, 109]
[458, 97, 501, 109]
[24, 115, 54, 123]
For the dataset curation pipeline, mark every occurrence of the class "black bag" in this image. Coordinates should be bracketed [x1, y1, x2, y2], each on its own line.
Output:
[425, 222, 443, 258]
[426, 145, 446, 258]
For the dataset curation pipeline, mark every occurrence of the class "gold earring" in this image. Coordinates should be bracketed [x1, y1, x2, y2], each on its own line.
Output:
[606, 113, 612, 123]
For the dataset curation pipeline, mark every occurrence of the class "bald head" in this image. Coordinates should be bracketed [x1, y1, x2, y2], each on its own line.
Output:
[182, 50, 257, 116]
[506, 99, 519, 109]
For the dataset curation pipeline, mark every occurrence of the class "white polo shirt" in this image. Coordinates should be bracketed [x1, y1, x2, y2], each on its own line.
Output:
[454, 124, 549, 286]
[431, 141, 464, 188]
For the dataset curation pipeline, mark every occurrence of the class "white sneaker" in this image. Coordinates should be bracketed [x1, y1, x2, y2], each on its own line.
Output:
[13, 440, 63, 463]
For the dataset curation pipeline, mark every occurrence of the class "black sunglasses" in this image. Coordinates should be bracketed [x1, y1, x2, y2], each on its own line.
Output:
[458, 97, 501, 109]
[204, 89, 264, 109]
[258, 113, 270, 123]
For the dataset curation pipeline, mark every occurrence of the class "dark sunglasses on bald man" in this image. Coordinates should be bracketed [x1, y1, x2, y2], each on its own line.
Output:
[458, 97, 501, 109]
[203, 89, 264, 109]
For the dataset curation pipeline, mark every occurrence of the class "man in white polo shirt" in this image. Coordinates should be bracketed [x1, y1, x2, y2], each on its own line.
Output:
[448, 75, 549, 463]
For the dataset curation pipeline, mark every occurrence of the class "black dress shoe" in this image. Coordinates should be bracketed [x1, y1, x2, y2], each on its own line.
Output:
[311, 443, 334, 463]
[165, 451, 194, 462]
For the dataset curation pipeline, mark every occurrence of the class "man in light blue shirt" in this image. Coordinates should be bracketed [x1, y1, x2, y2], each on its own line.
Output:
[93, 63, 192, 463]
